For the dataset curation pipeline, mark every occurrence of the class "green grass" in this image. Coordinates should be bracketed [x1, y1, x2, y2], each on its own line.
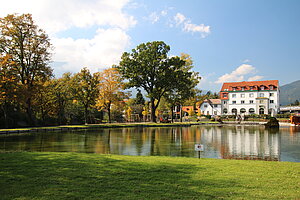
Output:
[0, 152, 299, 199]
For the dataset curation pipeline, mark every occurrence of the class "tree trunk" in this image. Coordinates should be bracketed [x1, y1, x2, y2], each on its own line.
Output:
[108, 103, 111, 123]
[26, 97, 34, 126]
[150, 98, 156, 123]
[1, 104, 8, 128]
[180, 104, 183, 122]
[170, 106, 174, 123]
[84, 106, 88, 125]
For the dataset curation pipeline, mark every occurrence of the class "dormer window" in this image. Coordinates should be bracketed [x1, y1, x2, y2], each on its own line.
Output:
[241, 87, 245, 91]
[233, 87, 236, 91]
[250, 86, 254, 90]
[260, 86, 265, 90]
[270, 85, 274, 90]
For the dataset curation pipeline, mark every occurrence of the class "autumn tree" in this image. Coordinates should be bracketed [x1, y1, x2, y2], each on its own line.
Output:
[0, 55, 18, 127]
[0, 14, 53, 125]
[95, 67, 126, 123]
[118, 41, 197, 122]
[72, 68, 99, 124]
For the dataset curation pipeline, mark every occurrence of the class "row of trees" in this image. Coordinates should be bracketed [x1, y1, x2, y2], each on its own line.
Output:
[0, 13, 204, 128]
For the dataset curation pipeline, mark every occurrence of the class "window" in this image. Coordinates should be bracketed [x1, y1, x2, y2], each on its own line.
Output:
[250, 100, 254, 104]
[250, 86, 254, 90]
[259, 100, 264, 104]
[204, 105, 208, 108]
[259, 108, 264, 115]
[241, 87, 245, 91]
[214, 105, 218, 107]
[232, 101, 236, 104]
[270, 85, 274, 90]
[223, 108, 228, 114]
[249, 108, 255, 114]
[270, 100, 274, 104]
[233, 87, 236, 91]
[240, 108, 246, 113]
[259, 93, 264, 97]
[261, 86, 265, 90]
[240, 94, 245, 98]
[214, 111, 217, 115]
[249, 93, 254, 97]
[232, 94, 236, 98]
[223, 93, 228, 98]
[270, 93, 274, 97]
[223, 101, 227, 104]
[241, 100, 245, 104]
[232, 108, 237, 115]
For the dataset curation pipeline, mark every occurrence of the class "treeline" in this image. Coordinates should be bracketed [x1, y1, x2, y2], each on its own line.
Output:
[0, 13, 215, 128]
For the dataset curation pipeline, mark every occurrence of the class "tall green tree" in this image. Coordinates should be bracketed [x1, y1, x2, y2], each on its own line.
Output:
[164, 53, 200, 122]
[72, 68, 99, 124]
[135, 89, 145, 105]
[118, 41, 197, 122]
[0, 14, 53, 125]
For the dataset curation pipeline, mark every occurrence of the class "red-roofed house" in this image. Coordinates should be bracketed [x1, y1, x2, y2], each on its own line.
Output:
[220, 80, 279, 115]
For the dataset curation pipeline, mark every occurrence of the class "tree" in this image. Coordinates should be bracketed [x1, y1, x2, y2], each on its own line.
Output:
[118, 41, 197, 122]
[164, 53, 200, 122]
[135, 89, 145, 105]
[95, 67, 126, 123]
[0, 55, 18, 127]
[0, 14, 53, 125]
[52, 73, 73, 124]
[72, 68, 99, 124]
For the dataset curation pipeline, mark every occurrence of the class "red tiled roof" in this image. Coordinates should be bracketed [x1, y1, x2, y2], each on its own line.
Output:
[204, 99, 221, 104]
[221, 80, 279, 91]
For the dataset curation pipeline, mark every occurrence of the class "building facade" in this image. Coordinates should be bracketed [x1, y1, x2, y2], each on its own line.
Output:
[220, 80, 279, 115]
[199, 99, 222, 116]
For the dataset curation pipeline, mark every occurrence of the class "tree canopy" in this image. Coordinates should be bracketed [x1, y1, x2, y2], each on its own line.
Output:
[0, 13, 53, 125]
[118, 41, 200, 122]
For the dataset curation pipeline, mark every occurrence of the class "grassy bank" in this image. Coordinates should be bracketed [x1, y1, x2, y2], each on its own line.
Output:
[0, 121, 219, 133]
[0, 152, 299, 199]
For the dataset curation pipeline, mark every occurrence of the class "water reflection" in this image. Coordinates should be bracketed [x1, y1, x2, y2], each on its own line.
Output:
[1, 125, 300, 162]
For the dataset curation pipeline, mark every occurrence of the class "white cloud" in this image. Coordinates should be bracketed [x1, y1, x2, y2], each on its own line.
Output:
[0, 0, 136, 74]
[174, 13, 210, 38]
[148, 12, 160, 24]
[248, 75, 264, 81]
[174, 13, 186, 25]
[215, 64, 263, 83]
[243, 59, 250, 63]
[53, 28, 130, 73]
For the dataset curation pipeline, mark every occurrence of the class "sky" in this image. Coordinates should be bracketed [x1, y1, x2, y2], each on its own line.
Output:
[1, 0, 300, 92]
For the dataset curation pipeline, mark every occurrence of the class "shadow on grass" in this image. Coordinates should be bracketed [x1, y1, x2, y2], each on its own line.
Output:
[0, 152, 240, 200]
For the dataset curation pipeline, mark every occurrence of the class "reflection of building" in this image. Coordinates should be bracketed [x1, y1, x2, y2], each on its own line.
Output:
[201, 126, 280, 161]
[220, 80, 279, 115]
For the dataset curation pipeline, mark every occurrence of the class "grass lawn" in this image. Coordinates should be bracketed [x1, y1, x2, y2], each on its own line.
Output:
[0, 152, 299, 200]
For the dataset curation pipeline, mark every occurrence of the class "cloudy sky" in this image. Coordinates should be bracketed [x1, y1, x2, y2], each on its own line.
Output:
[1, 0, 300, 91]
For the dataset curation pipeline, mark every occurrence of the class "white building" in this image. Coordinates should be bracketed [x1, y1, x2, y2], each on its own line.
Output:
[199, 99, 222, 116]
[220, 80, 280, 115]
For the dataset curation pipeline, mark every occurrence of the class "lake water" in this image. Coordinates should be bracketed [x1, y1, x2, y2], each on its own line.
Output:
[1, 125, 300, 162]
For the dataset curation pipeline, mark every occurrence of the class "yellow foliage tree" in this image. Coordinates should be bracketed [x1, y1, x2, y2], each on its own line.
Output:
[95, 67, 126, 123]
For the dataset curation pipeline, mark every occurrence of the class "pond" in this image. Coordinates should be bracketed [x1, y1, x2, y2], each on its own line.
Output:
[1, 125, 300, 162]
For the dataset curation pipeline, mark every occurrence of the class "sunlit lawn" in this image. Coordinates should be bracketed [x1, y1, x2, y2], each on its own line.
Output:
[0, 152, 299, 199]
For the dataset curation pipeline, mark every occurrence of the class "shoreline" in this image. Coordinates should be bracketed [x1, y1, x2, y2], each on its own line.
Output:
[0, 121, 296, 134]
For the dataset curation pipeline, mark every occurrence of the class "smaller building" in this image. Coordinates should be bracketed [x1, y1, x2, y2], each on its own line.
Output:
[199, 99, 222, 116]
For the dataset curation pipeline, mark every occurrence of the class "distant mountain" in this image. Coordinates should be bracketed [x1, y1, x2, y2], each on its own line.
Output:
[280, 80, 300, 106]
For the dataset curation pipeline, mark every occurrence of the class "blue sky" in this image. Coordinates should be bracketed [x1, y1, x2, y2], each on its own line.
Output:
[1, 0, 300, 92]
